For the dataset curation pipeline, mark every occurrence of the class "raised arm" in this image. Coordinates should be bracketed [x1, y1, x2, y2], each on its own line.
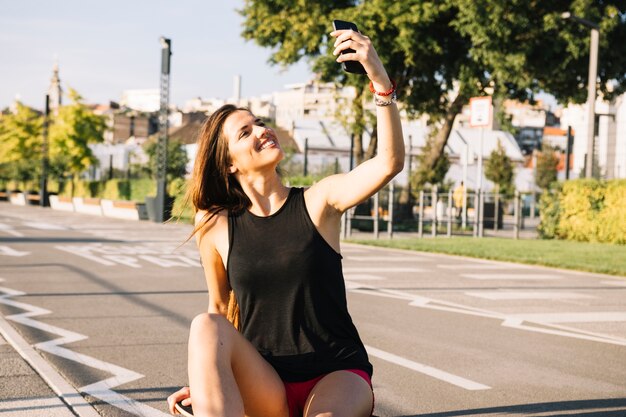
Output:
[311, 29, 404, 213]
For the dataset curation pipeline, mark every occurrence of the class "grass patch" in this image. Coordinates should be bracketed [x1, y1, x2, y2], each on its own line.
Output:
[347, 237, 626, 277]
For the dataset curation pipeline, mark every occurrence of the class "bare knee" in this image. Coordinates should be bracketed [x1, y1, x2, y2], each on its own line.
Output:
[189, 313, 234, 346]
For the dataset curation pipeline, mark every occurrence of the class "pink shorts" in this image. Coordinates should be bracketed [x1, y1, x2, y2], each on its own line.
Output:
[283, 369, 374, 417]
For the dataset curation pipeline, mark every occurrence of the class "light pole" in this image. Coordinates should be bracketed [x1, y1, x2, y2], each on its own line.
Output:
[561, 12, 599, 178]
[155, 36, 172, 223]
[39, 94, 50, 207]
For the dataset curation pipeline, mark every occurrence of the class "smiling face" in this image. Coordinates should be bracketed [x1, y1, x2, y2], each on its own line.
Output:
[222, 110, 283, 176]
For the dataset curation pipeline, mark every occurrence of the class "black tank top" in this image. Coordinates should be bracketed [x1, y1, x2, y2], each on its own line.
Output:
[227, 187, 372, 382]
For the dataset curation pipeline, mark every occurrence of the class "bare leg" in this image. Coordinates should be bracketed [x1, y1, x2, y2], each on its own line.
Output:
[303, 371, 373, 417]
[188, 313, 289, 417]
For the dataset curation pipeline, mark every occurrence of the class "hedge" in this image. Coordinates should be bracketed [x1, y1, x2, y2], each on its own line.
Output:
[539, 179, 626, 244]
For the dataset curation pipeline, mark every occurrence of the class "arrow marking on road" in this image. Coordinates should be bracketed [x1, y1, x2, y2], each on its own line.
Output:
[344, 267, 425, 273]
[0, 285, 170, 417]
[0, 245, 30, 257]
[461, 273, 562, 280]
[0, 223, 24, 237]
[349, 284, 626, 347]
[23, 221, 68, 231]
[464, 291, 595, 300]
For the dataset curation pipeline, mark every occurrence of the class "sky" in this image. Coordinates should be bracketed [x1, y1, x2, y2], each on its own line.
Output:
[0, 0, 313, 111]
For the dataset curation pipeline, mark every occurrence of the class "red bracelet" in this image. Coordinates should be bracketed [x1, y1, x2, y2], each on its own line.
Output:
[369, 79, 396, 96]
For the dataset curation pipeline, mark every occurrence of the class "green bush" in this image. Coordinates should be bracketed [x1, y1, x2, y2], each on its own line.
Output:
[102, 180, 131, 200]
[169, 178, 193, 223]
[557, 179, 605, 242]
[130, 178, 156, 202]
[537, 183, 561, 239]
[596, 180, 626, 244]
[68, 180, 104, 198]
[538, 179, 626, 244]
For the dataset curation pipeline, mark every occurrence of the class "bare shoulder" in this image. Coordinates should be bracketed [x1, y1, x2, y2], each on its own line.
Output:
[305, 174, 347, 212]
[194, 209, 229, 247]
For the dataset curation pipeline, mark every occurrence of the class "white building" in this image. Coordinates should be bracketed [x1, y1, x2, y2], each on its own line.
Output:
[560, 93, 626, 179]
[120, 89, 160, 112]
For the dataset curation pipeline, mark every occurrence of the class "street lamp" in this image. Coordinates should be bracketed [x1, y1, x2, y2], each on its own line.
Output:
[39, 94, 50, 207]
[561, 11, 599, 178]
[155, 36, 172, 222]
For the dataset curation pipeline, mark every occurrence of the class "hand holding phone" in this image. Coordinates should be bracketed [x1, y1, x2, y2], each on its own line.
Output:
[332, 20, 368, 75]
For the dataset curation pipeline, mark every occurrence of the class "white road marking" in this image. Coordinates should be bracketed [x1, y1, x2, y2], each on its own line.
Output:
[55, 244, 202, 269]
[438, 263, 528, 270]
[22, 221, 67, 230]
[0, 397, 77, 417]
[505, 312, 626, 324]
[348, 285, 626, 347]
[344, 267, 425, 273]
[0, 286, 170, 417]
[365, 345, 491, 390]
[461, 273, 562, 280]
[602, 280, 626, 287]
[344, 274, 386, 281]
[55, 246, 116, 266]
[0, 223, 23, 237]
[346, 256, 427, 262]
[0, 245, 30, 257]
[465, 291, 595, 300]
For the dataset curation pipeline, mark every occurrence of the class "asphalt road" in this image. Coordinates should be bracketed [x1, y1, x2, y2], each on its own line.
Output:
[1, 202, 625, 417]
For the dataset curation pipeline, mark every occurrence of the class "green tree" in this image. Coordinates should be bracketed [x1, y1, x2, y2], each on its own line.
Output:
[485, 139, 515, 197]
[143, 138, 189, 181]
[536, 145, 559, 190]
[239, 0, 625, 172]
[0, 102, 43, 189]
[49, 89, 106, 191]
[411, 134, 450, 190]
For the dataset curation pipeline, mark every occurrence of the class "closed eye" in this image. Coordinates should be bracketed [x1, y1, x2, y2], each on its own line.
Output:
[238, 118, 264, 140]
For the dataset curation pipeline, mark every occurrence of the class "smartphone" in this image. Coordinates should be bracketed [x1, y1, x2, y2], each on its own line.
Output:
[332, 20, 367, 75]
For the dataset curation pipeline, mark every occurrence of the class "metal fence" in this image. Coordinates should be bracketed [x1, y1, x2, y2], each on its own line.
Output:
[342, 183, 539, 240]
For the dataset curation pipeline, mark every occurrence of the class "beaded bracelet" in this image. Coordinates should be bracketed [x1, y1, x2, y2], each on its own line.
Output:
[369, 79, 396, 96]
[374, 90, 397, 107]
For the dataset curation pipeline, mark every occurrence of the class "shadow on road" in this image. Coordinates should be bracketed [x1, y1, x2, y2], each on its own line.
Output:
[399, 398, 626, 416]
[0, 263, 195, 328]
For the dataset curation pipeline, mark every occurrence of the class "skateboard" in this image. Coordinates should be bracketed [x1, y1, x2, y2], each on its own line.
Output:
[174, 401, 194, 416]
[175, 400, 378, 416]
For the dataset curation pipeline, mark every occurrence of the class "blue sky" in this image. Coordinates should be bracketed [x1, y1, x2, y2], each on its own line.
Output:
[0, 0, 312, 110]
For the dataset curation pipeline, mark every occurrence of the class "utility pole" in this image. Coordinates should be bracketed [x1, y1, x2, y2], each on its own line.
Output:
[39, 94, 50, 207]
[562, 12, 599, 178]
[155, 37, 172, 223]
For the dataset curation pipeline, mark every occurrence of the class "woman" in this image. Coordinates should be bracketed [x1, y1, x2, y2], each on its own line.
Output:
[167, 28, 404, 417]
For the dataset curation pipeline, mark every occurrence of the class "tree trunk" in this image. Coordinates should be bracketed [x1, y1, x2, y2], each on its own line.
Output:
[353, 132, 364, 165]
[424, 89, 468, 172]
[352, 86, 365, 165]
[365, 121, 378, 160]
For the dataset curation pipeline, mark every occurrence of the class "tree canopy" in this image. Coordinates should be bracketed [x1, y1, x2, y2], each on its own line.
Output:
[49, 89, 106, 179]
[240, 0, 626, 174]
[0, 102, 43, 186]
[536, 145, 559, 190]
[143, 138, 189, 181]
[485, 139, 515, 196]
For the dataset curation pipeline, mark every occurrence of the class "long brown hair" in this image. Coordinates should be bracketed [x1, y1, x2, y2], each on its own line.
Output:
[186, 104, 250, 330]
[187, 104, 252, 224]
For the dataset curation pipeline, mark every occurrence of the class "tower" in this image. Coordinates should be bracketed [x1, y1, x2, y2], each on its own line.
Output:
[48, 60, 62, 113]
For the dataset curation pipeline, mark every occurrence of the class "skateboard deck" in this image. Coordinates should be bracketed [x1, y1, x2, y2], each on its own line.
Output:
[174, 401, 194, 416]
